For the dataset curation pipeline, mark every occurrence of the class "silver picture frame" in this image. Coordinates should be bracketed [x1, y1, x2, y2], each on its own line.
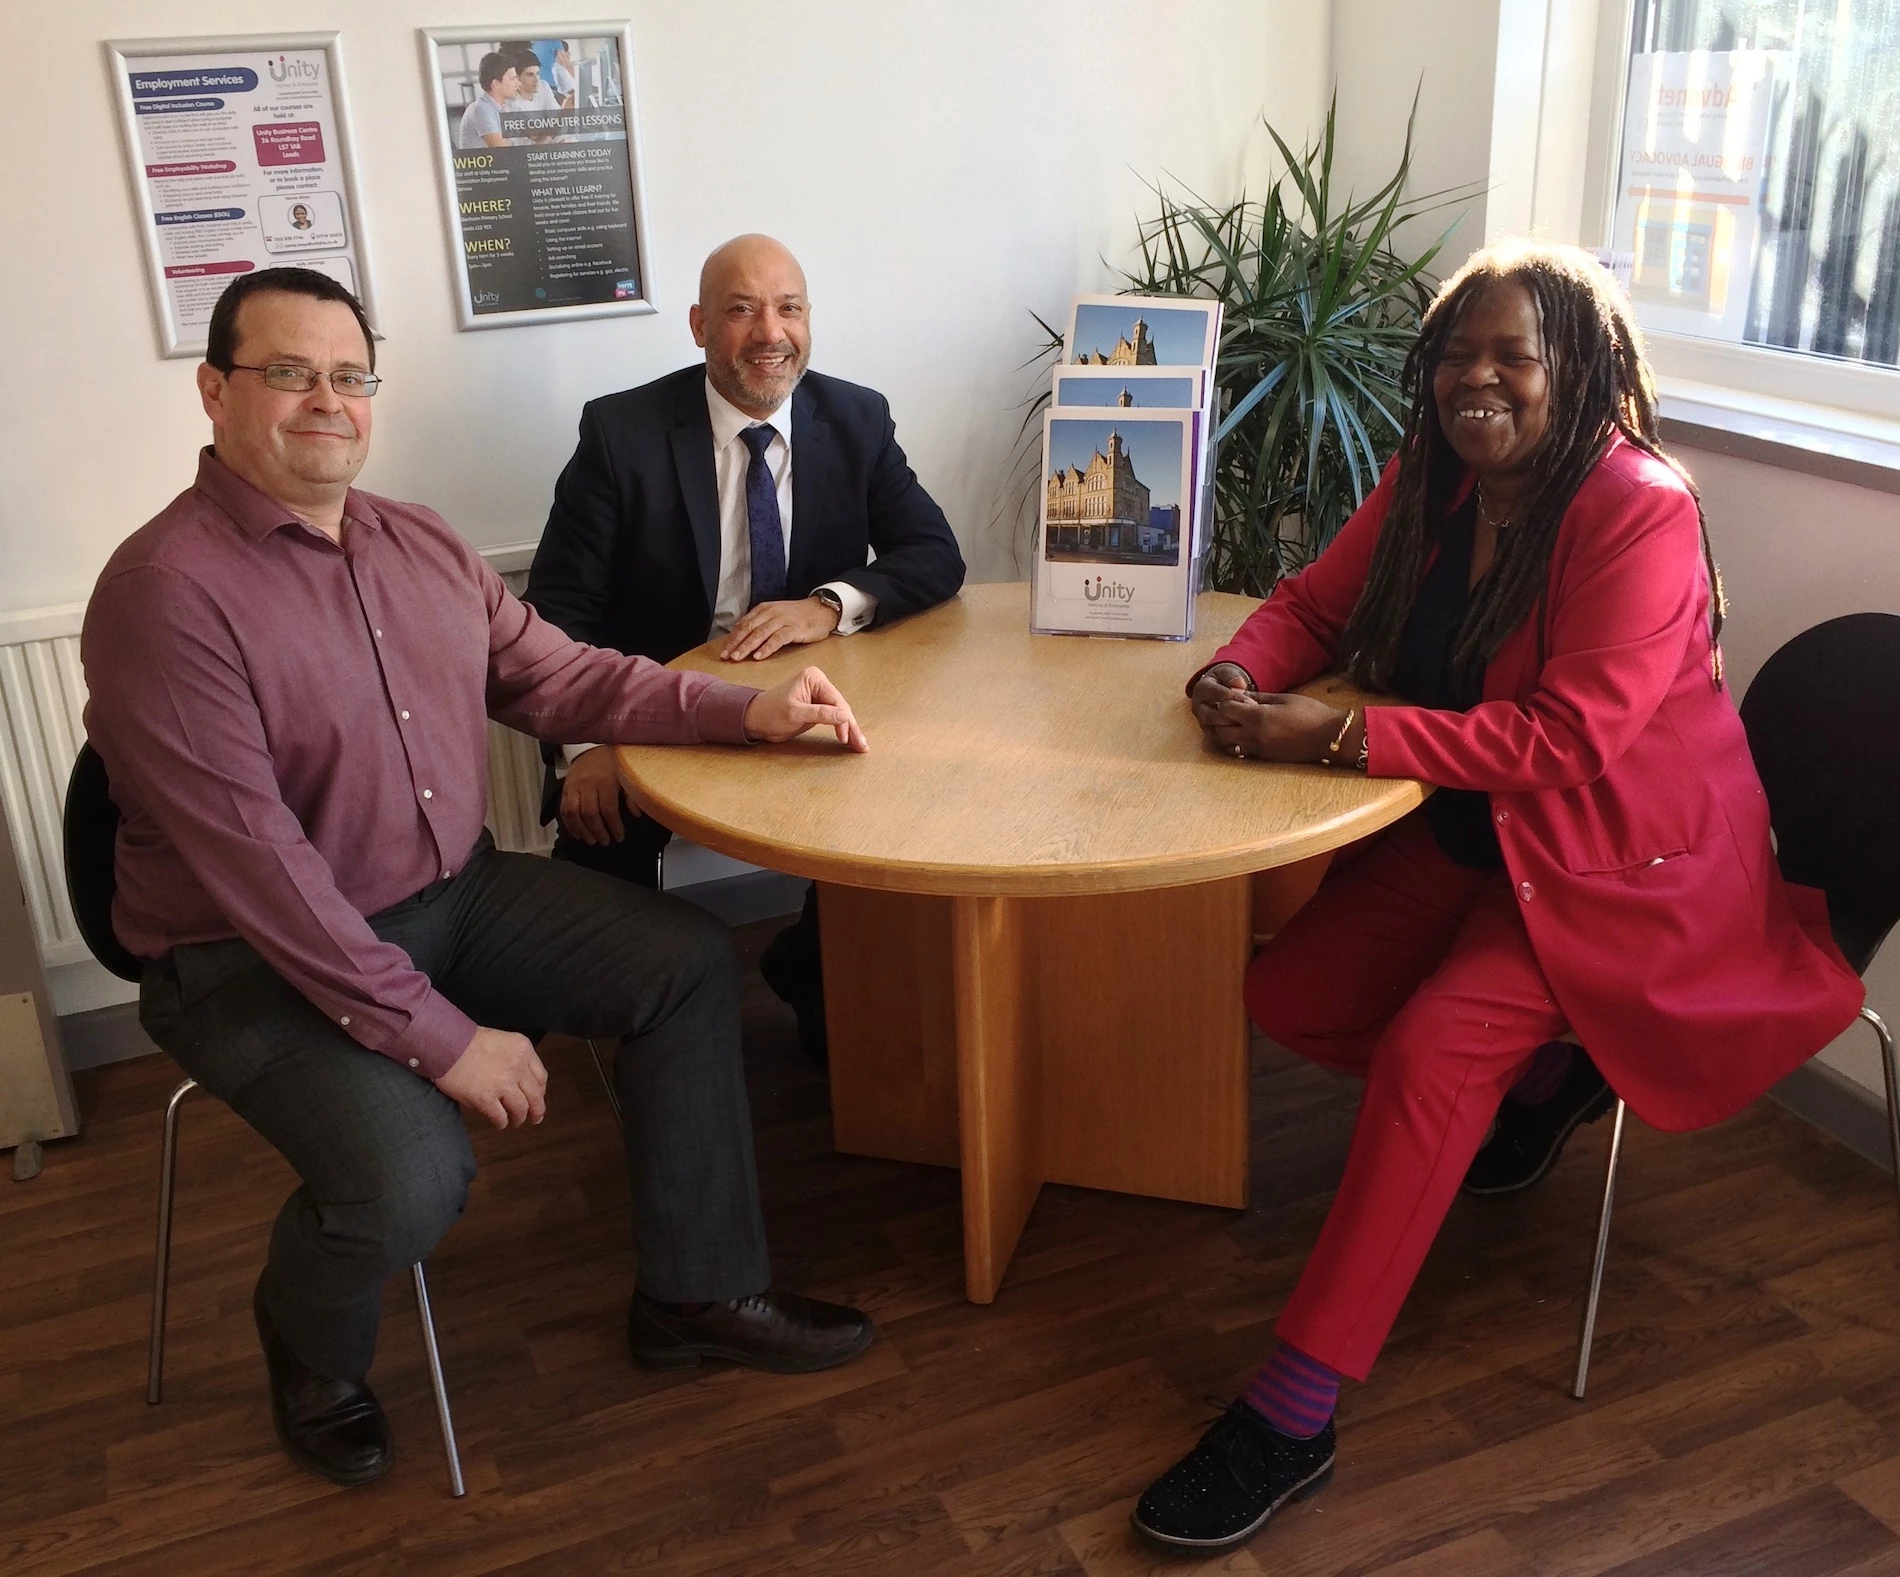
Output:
[106, 32, 381, 359]
[420, 22, 657, 330]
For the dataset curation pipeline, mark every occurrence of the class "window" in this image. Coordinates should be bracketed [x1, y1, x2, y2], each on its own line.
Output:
[1596, 0, 1900, 428]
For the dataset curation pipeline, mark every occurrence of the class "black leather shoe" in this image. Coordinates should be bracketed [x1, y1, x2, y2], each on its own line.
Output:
[1464, 1048, 1616, 1196]
[627, 1288, 873, 1374]
[758, 930, 828, 1069]
[1132, 1400, 1334, 1552]
[252, 1275, 393, 1487]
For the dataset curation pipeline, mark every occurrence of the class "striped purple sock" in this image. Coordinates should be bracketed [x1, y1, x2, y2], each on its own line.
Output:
[1241, 1341, 1340, 1439]
[1505, 1040, 1574, 1106]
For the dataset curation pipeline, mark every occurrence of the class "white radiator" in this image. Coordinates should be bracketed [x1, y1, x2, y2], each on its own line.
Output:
[0, 611, 89, 974]
[0, 547, 553, 1014]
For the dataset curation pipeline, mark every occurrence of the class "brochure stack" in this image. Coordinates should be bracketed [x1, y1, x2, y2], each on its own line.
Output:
[1031, 293, 1222, 640]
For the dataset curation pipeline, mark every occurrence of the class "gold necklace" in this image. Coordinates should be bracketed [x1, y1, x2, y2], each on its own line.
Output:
[1475, 482, 1516, 531]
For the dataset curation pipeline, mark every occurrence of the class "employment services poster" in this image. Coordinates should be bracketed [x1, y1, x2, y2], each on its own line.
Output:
[424, 28, 655, 329]
[109, 34, 375, 358]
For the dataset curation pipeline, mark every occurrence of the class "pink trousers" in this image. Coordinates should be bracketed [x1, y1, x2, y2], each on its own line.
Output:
[1252, 810, 1568, 1380]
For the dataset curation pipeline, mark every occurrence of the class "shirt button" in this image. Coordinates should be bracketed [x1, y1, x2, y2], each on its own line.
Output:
[400, 710, 410, 721]
[1496, 809, 1510, 824]
[1519, 881, 1535, 901]
[374, 628, 383, 639]
[408, 1058, 419, 1069]
[442, 869, 452, 880]
[422, 788, 433, 800]
[339, 1014, 351, 1026]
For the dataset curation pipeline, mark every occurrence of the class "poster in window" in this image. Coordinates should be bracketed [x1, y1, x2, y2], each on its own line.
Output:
[107, 32, 379, 358]
[1610, 49, 1787, 341]
[422, 24, 656, 329]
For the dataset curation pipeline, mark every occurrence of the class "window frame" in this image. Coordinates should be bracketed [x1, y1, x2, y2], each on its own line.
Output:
[1574, 0, 1900, 444]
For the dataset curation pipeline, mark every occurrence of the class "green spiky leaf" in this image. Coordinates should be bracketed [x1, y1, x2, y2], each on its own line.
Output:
[1104, 94, 1478, 595]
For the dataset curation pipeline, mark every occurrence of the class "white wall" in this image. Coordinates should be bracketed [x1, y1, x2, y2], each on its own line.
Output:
[0, 0, 1325, 609]
[1328, 0, 1611, 271]
[1329, 0, 1500, 267]
[1675, 446, 1900, 1097]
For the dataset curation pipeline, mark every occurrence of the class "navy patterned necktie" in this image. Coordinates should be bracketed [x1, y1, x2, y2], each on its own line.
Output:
[740, 424, 787, 607]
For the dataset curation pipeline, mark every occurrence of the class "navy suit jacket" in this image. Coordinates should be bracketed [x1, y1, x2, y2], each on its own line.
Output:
[525, 366, 965, 666]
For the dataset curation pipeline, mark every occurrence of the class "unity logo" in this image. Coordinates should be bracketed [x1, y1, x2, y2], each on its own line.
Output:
[1081, 576, 1136, 603]
[269, 55, 318, 83]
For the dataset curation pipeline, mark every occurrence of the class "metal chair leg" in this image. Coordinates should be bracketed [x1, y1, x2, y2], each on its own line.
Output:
[145, 1081, 466, 1496]
[1572, 1097, 1629, 1401]
[1867, 1007, 1900, 1226]
[585, 1038, 623, 1126]
[655, 845, 666, 892]
[147, 1078, 198, 1406]
[412, 1263, 466, 1498]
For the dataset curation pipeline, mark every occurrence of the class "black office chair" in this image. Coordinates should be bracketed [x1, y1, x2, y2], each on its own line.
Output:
[1572, 613, 1900, 1399]
[62, 743, 466, 1495]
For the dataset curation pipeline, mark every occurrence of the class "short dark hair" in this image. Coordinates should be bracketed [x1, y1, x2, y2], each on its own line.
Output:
[204, 267, 375, 373]
[511, 47, 541, 72]
[477, 50, 513, 90]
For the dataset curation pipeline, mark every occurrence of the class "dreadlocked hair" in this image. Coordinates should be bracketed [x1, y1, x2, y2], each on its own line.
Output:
[1336, 239, 1725, 693]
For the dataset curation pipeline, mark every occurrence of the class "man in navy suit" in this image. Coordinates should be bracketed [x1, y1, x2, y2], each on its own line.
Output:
[526, 235, 965, 1061]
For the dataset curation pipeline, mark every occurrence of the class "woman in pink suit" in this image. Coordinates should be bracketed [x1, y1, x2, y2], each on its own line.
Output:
[1131, 241, 1864, 1554]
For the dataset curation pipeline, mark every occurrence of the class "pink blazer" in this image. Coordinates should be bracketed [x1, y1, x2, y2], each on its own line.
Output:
[1212, 435, 1863, 1131]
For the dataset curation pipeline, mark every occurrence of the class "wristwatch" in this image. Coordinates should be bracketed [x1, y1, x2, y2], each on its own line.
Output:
[813, 586, 845, 617]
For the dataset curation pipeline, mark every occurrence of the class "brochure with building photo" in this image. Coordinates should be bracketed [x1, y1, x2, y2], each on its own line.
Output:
[1064, 294, 1221, 370]
[1051, 362, 1216, 592]
[1051, 364, 1206, 409]
[1032, 408, 1200, 640]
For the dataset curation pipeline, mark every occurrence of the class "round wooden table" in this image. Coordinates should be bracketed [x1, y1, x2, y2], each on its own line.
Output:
[618, 583, 1423, 1300]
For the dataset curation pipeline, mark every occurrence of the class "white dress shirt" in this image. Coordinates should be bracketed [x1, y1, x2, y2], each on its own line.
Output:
[562, 376, 875, 765]
[702, 377, 874, 639]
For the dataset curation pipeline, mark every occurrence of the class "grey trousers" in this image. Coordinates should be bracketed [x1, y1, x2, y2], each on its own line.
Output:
[138, 835, 772, 1380]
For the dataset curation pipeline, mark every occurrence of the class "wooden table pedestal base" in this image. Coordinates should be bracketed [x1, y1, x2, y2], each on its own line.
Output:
[818, 877, 1254, 1302]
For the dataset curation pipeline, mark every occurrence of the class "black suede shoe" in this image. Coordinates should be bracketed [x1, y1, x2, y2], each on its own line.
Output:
[252, 1274, 393, 1487]
[628, 1288, 872, 1374]
[1464, 1049, 1616, 1196]
[1132, 1401, 1334, 1552]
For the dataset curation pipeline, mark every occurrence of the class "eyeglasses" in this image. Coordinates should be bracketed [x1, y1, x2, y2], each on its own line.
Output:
[228, 363, 383, 397]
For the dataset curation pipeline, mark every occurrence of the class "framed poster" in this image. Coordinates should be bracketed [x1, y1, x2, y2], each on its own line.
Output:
[421, 24, 655, 329]
[1032, 408, 1200, 641]
[107, 32, 379, 359]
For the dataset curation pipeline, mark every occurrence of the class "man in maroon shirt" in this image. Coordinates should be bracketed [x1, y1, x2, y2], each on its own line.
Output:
[82, 267, 876, 1489]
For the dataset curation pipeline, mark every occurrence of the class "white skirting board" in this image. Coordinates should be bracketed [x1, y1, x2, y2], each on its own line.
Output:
[1768, 1057, 1897, 1175]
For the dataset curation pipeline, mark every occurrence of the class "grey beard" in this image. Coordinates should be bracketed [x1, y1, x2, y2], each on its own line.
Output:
[727, 359, 805, 412]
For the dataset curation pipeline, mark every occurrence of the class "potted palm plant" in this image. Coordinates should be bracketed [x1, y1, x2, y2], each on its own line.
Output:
[1031, 99, 1477, 597]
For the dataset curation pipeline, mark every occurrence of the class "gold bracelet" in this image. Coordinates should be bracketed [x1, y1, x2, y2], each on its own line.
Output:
[1321, 708, 1356, 766]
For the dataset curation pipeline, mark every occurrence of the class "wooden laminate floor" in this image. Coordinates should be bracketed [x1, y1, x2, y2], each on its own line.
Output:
[8, 919, 1900, 1575]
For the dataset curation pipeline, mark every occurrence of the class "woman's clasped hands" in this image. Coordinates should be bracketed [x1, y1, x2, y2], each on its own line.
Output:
[1189, 663, 1355, 764]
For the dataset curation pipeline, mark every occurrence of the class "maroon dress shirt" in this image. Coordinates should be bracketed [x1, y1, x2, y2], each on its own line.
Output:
[82, 450, 760, 1078]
